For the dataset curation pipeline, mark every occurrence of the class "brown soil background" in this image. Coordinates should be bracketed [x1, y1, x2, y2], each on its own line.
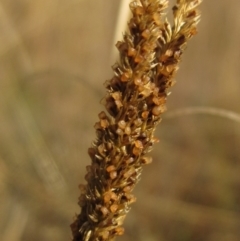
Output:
[0, 1, 240, 241]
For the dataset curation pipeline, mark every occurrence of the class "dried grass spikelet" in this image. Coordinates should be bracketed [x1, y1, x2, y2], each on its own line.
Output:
[71, 0, 201, 240]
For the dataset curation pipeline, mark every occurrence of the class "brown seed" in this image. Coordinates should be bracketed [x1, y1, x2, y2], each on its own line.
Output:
[128, 47, 137, 57]
[78, 184, 86, 192]
[111, 91, 121, 100]
[160, 54, 169, 62]
[152, 96, 165, 106]
[142, 103, 148, 111]
[153, 86, 160, 96]
[116, 128, 123, 136]
[78, 194, 86, 207]
[109, 76, 121, 88]
[142, 42, 151, 52]
[110, 171, 117, 179]
[110, 204, 118, 213]
[100, 206, 109, 216]
[165, 49, 173, 57]
[152, 105, 161, 116]
[115, 99, 123, 109]
[100, 119, 109, 128]
[110, 191, 118, 201]
[103, 192, 111, 203]
[106, 142, 113, 150]
[142, 75, 150, 84]
[135, 140, 143, 149]
[114, 227, 124, 236]
[190, 27, 198, 36]
[152, 105, 166, 116]
[125, 157, 134, 164]
[134, 77, 142, 86]
[94, 122, 101, 130]
[113, 155, 121, 163]
[166, 64, 175, 73]
[84, 172, 92, 181]
[134, 118, 143, 126]
[152, 12, 161, 25]
[139, 87, 152, 97]
[98, 111, 107, 119]
[141, 156, 153, 165]
[135, 6, 144, 15]
[141, 111, 149, 119]
[118, 120, 126, 129]
[149, 82, 156, 90]
[86, 165, 92, 172]
[134, 54, 144, 63]
[125, 126, 131, 135]
[121, 72, 130, 82]
[124, 193, 136, 204]
[100, 231, 109, 239]
[133, 146, 142, 156]
[115, 41, 123, 50]
[106, 165, 116, 172]
[88, 147, 96, 159]
[168, 79, 176, 87]
[115, 41, 127, 53]
[105, 101, 115, 116]
[142, 29, 150, 39]
[152, 136, 160, 143]
[187, 10, 197, 18]
[123, 185, 133, 193]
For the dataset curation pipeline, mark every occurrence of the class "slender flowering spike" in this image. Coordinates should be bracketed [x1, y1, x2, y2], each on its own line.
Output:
[71, 0, 201, 241]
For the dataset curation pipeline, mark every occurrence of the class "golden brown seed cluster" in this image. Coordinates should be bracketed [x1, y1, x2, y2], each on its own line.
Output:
[71, 0, 201, 241]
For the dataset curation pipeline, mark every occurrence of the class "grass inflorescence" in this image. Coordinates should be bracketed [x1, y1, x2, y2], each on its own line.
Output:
[71, 0, 202, 240]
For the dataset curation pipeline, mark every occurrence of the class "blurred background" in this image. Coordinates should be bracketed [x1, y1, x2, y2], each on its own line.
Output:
[0, 0, 240, 241]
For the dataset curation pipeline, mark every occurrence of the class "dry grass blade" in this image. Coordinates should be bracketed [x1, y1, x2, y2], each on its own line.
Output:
[0, 2, 33, 73]
[111, 0, 130, 62]
[13, 95, 67, 194]
[0, 0, 67, 196]
[1, 202, 29, 241]
[142, 196, 240, 227]
[165, 107, 240, 124]
[0, 0, 82, 58]
[22, 68, 103, 98]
